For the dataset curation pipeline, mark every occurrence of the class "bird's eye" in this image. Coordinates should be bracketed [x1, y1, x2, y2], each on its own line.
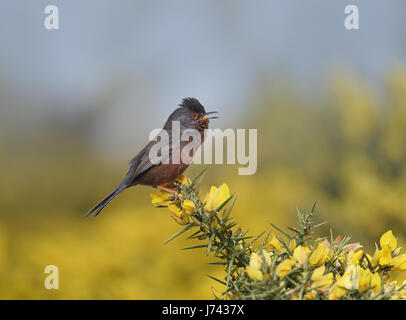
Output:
[191, 113, 198, 119]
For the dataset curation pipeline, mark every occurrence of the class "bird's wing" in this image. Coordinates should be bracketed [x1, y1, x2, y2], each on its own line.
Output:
[127, 134, 181, 179]
[129, 140, 157, 177]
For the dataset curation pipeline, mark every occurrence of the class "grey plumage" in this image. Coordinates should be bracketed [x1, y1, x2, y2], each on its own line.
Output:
[85, 97, 215, 219]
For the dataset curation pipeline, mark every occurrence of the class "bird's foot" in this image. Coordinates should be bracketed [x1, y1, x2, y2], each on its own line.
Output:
[157, 185, 184, 209]
[170, 193, 184, 209]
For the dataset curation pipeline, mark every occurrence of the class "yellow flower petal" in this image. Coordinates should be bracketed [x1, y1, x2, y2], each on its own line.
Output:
[289, 238, 297, 251]
[311, 265, 326, 281]
[182, 200, 196, 215]
[268, 234, 282, 252]
[348, 250, 363, 266]
[150, 192, 170, 206]
[343, 265, 358, 290]
[357, 268, 371, 292]
[304, 290, 317, 300]
[275, 259, 295, 278]
[203, 184, 230, 211]
[214, 183, 230, 208]
[293, 245, 310, 264]
[262, 250, 273, 266]
[328, 248, 334, 260]
[169, 212, 189, 225]
[380, 230, 397, 251]
[329, 275, 349, 300]
[370, 272, 382, 293]
[176, 175, 191, 185]
[313, 273, 333, 289]
[378, 247, 392, 266]
[168, 204, 182, 216]
[249, 252, 262, 270]
[246, 266, 263, 281]
[203, 186, 218, 211]
[168, 204, 189, 224]
[392, 254, 406, 270]
[309, 242, 329, 266]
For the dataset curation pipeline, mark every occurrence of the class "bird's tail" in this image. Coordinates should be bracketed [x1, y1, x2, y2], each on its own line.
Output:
[84, 183, 128, 219]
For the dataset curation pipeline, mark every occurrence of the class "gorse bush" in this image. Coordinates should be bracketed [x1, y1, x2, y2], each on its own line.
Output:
[2, 69, 406, 299]
[151, 171, 406, 300]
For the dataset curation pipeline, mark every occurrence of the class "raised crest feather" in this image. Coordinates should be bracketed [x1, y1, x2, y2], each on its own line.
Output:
[179, 97, 205, 113]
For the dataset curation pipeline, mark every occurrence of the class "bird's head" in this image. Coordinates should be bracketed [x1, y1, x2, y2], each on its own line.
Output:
[165, 97, 218, 130]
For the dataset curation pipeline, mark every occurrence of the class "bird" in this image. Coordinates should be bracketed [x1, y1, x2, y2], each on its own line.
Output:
[85, 97, 218, 219]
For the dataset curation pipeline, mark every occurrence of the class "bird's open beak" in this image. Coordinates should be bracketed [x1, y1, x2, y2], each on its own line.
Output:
[200, 111, 218, 120]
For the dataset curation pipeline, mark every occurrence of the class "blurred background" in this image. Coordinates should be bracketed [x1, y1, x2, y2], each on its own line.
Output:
[1, 0, 406, 299]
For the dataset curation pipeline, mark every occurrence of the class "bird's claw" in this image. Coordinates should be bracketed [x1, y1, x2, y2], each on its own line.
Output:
[156, 185, 184, 208]
[169, 192, 184, 209]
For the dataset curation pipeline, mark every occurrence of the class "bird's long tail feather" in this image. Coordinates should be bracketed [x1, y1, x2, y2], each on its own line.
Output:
[84, 184, 128, 219]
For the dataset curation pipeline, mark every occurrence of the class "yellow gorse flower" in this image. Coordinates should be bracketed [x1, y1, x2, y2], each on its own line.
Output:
[293, 245, 310, 264]
[150, 175, 197, 225]
[203, 183, 230, 212]
[246, 252, 263, 281]
[380, 230, 397, 251]
[337, 252, 346, 267]
[176, 174, 191, 185]
[329, 264, 380, 300]
[329, 275, 349, 300]
[372, 230, 403, 268]
[289, 238, 297, 251]
[267, 233, 282, 252]
[246, 266, 263, 281]
[246, 250, 272, 281]
[153, 175, 406, 300]
[309, 241, 329, 266]
[373, 247, 391, 266]
[353, 265, 381, 293]
[304, 290, 317, 300]
[275, 259, 295, 278]
[359, 270, 381, 293]
[150, 191, 172, 206]
[168, 205, 189, 225]
[311, 265, 334, 289]
[390, 280, 406, 300]
[180, 200, 196, 215]
[348, 249, 364, 266]
[391, 254, 406, 270]
[168, 200, 196, 225]
[249, 252, 263, 270]
[332, 265, 382, 295]
[267, 235, 295, 254]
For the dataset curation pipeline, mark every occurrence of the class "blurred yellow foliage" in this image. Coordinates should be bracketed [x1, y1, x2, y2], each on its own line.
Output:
[1, 68, 406, 298]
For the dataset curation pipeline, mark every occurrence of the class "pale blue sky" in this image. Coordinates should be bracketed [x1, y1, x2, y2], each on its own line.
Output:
[0, 1, 405, 157]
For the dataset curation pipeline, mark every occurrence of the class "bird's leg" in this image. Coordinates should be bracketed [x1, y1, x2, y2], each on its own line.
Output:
[157, 185, 184, 208]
